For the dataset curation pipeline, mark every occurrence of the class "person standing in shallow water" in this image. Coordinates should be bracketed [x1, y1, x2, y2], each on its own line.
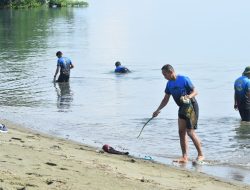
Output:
[54, 51, 74, 82]
[152, 64, 204, 163]
[234, 66, 250, 121]
[114, 61, 130, 73]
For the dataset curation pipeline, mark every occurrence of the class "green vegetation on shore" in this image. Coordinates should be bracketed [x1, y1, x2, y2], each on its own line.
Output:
[0, 0, 88, 9]
[49, 0, 88, 7]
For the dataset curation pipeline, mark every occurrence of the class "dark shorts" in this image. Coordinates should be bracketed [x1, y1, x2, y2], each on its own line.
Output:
[238, 108, 250, 121]
[57, 74, 70, 83]
[178, 100, 199, 129]
[192, 100, 199, 120]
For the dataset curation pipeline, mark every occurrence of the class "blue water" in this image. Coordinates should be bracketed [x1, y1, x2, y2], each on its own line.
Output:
[0, 0, 250, 184]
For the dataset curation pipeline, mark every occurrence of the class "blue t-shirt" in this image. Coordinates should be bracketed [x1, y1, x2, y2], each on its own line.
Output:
[57, 57, 72, 75]
[165, 75, 194, 106]
[115, 66, 129, 73]
[234, 75, 250, 109]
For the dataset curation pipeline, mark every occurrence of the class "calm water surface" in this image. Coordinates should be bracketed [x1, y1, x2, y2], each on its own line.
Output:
[0, 0, 250, 184]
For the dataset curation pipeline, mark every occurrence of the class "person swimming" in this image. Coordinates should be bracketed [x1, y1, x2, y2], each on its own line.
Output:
[114, 61, 130, 73]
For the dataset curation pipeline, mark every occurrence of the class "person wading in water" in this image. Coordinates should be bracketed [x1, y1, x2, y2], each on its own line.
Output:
[234, 66, 250, 121]
[54, 51, 74, 82]
[152, 64, 204, 163]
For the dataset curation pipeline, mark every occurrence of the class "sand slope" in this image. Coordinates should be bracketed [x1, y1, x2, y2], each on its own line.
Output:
[0, 120, 249, 190]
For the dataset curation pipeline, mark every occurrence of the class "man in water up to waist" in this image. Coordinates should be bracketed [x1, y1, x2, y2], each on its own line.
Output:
[152, 64, 204, 163]
[234, 66, 250, 121]
[114, 61, 130, 73]
[54, 51, 74, 82]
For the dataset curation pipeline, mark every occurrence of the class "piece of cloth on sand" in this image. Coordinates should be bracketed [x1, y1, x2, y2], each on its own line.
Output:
[102, 144, 129, 155]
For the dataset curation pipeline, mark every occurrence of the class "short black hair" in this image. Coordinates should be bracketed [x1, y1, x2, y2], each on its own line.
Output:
[56, 51, 62, 56]
[161, 64, 174, 72]
[115, 61, 121, 67]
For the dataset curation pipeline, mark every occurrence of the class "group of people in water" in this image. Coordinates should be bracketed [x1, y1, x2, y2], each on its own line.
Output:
[53, 51, 250, 164]
[54, 51, 130, 82]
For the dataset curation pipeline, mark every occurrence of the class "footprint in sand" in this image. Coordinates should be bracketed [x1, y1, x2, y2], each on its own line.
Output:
[26, 172, 42, 177]
[60, 168, 68, 170]
[45, 162, 57, 166]
[26, 135, 37, 139]
[11, 137, 25, 142]
[50, 145, 62, 150]
[46, 179, 66, 185]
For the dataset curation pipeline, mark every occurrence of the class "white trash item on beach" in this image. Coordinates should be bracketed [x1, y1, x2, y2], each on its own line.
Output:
[0, 124, 8, 133]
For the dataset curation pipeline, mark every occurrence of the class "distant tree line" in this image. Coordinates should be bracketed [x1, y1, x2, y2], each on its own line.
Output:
[0, 0, 88, 8]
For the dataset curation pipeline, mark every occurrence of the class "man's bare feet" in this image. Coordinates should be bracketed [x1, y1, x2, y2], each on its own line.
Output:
[192, 156, 205, 165]
[173, 157, 188, 163]
[196, 155, 205, 161]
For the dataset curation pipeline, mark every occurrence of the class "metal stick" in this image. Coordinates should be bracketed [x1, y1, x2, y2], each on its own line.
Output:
[137, 117, 154, 138]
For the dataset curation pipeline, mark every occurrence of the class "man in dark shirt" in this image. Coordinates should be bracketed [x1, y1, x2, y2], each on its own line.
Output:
[234, 66, 250, 121]
[54, 51, 74, 82]
[153, 64, 204, 163]
[114, 61, 130, 73]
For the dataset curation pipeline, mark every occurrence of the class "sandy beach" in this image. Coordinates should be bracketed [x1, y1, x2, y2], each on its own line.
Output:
[0, 120, 249, 190]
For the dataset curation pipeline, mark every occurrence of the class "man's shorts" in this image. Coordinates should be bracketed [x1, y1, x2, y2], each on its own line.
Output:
[57, 74, 70, 82]
[239, 108, 250, 121]
[178, 100, 199, 129]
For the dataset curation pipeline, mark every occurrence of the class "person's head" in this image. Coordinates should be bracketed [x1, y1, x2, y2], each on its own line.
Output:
[161, 64, 176, 80]
[243, 66, 250, 78]
[115, 61, 121, 67]
[56, 51, 63, 58]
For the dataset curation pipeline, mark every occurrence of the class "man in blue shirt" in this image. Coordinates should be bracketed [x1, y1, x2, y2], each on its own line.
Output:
[234, 66, 250, 121]
[114, 61, 130, 73]
[54, 51, 74, 82]
[153, 64, 204, 163]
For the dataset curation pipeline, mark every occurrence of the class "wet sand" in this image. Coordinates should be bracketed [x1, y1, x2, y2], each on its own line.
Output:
[0, 120, 249, 190]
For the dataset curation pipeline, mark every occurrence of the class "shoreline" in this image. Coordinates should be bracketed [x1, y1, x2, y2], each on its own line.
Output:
[0, 120, 249, 190]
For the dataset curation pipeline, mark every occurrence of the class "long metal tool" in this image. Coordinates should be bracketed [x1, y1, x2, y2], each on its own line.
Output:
[137, 117, 154, 138]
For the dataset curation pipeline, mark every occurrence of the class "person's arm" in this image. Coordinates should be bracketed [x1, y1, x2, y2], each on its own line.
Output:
[187, 88, 198, 99]
[125, 67, 130, 72]
[54, 65, 60, 81]
[246, 82, 250, 100]
[153, 93, 170, 117]
[247, 91, 250, 99]
[70, 63, 74, 69]
[184, 77, 198, 99]
[234, 92, 238, 110]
